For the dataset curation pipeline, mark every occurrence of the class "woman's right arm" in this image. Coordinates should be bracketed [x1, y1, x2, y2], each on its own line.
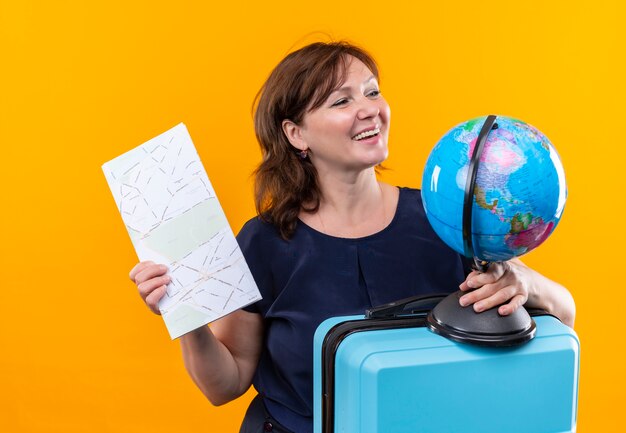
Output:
[129, 261, 264, 406]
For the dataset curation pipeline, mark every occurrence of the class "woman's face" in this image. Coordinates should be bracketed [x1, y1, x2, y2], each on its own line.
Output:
[289, 57, 391, 176]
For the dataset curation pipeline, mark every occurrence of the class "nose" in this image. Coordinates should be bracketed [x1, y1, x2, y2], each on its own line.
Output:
[356, 98, 380, 120]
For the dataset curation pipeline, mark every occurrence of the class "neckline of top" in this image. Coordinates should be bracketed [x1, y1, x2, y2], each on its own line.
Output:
[296, 187, 406, 242]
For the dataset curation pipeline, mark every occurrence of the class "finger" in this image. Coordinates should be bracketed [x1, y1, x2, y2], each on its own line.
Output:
[459, 280, 471, 291]
[467, 270, 481, 280]
[134, 264, 169, 285]
[129, 261, 154, 282]
[459, 270, 481, 291]
[473, 285, 518, 313]
[498, 294, 527, 316]
[460, 282, 502, 307]
[145, 285, 167, 315]
[137, 274, 171, 300]
[466, 262, 507, 288]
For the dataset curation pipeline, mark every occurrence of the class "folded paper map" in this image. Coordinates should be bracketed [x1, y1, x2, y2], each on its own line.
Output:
[102, 123, 261, 339]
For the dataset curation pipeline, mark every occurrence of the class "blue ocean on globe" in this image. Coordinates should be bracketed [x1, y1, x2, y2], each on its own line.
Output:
[421, 115, 567, 262]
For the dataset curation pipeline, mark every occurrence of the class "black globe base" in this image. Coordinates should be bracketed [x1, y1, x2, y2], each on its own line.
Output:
[426, 290, 536, 347]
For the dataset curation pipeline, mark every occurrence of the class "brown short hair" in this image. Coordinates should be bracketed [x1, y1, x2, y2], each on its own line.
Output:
[253, 41, 379, 239]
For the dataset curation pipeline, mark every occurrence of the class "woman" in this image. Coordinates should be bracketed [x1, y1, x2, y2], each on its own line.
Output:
[129, 41, 575, 433]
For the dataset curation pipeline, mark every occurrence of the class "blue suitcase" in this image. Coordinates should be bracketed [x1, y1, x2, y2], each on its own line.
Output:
[313, 295, 579, 433]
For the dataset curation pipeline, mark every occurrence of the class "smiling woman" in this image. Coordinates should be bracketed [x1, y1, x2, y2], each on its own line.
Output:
[253, 42, 390, 240]
[128, 40, 575, 433]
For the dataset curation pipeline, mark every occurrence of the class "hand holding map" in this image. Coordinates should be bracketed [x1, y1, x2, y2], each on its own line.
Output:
[102, 123, 261, 339]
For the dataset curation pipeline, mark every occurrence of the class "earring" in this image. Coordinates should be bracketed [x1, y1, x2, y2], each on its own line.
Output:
[299, 149, 308, 159]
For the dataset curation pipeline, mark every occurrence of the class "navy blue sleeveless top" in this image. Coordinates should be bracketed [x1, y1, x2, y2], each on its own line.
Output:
[236, 188, 469, 433]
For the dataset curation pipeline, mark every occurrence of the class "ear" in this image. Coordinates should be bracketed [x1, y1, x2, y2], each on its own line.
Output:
[282, 119, 307, 151]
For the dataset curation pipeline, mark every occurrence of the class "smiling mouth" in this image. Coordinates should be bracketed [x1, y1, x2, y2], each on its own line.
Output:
[352, 127, 380, 141]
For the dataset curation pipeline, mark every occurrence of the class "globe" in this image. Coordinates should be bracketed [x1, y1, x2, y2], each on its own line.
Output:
[421, 115, 567, 263]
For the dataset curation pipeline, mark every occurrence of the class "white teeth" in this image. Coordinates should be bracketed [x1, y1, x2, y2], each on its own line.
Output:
[353, 127, 380, 141]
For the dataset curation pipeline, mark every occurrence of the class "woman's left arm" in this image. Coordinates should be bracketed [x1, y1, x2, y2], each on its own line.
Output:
[458, 258, 576, 327]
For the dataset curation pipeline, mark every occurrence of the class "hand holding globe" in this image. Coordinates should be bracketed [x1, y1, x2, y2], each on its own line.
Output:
[421, 115, 567, 346]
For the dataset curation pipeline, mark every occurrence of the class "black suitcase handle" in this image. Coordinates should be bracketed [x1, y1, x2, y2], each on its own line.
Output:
[365, 293, 449, 319]
[366, 293, 553, 320]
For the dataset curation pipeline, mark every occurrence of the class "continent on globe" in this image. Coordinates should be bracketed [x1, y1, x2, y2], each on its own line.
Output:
[505, 213, 555, 254]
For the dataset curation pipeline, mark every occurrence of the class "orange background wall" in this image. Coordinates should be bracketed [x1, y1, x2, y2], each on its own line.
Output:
[1, 1, 624, 431]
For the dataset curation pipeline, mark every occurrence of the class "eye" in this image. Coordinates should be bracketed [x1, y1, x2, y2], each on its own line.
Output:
[367, 89, 381, 98]
[331, 98, 349, 107]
